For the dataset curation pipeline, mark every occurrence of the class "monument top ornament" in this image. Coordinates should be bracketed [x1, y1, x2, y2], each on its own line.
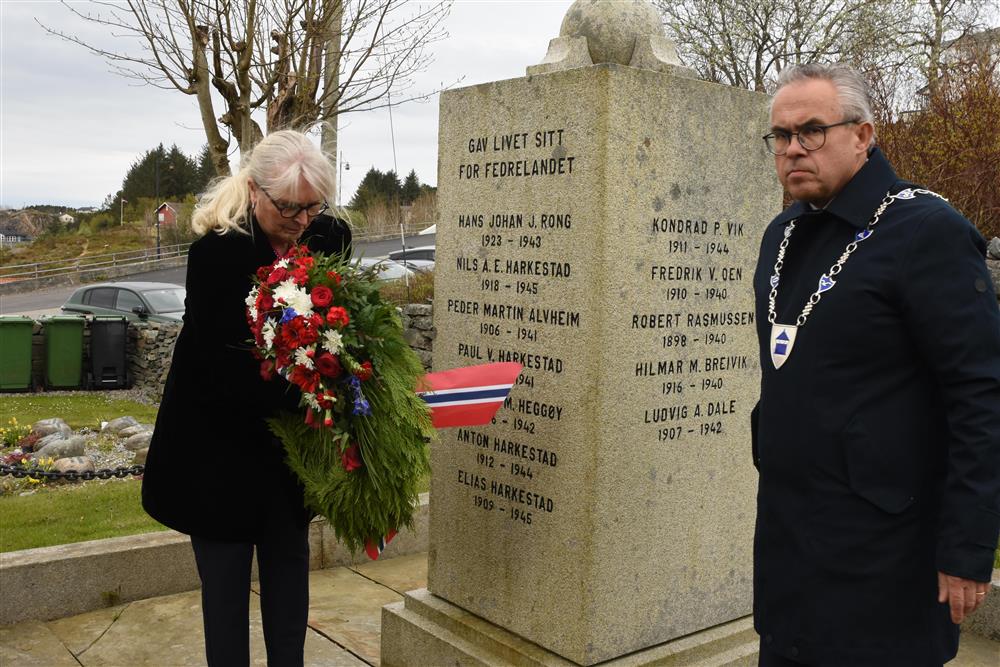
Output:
[528, 0, 696, 77]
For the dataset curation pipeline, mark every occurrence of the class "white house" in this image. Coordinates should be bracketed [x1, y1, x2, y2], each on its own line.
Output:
[59, 213, 75, 224]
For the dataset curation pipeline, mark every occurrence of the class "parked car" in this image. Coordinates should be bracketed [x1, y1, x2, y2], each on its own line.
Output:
[393, 258, 434, 274]
[357, 258, 415, 281]
[61, 282, 186, 323]
[387, 246, 434, 272]
[388, 245, 435, 263]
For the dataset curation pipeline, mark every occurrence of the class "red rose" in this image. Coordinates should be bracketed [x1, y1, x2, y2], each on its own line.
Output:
[311, 286, 333, 307]
[315, 353, 343, 378]
[257, 266, 270, 280]
[354, 360, 373, 382]
[260, 360, 275, 381]
[309, 313, 323, 328]
[326, 306, 350, 328]
[341, 443, 363, 472]
[267, 267, 288, 285]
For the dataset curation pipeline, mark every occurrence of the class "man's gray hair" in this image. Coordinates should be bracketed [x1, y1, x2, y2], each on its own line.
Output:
[772, 63, 876, 144]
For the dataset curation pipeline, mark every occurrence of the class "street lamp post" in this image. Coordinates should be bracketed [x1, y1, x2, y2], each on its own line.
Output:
[339, 151, 350, 207]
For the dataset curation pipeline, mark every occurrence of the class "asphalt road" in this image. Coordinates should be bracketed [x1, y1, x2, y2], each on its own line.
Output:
[0, 234, 434, 318]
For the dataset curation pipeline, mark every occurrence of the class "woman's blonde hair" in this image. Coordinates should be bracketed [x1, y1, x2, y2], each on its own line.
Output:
[192, 129, 337, 236]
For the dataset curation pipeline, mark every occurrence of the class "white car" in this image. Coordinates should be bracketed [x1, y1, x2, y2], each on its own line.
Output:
[356, 257, 415, 281]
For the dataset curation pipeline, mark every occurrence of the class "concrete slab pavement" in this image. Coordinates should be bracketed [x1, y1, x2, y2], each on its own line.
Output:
[1, 551, 997, 665]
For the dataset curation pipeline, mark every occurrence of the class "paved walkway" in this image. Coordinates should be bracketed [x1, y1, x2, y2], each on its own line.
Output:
[1, 551, 997, 665]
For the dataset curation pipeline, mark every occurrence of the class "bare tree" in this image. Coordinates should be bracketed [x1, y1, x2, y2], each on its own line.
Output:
[654, 0, 990, 94]
[42, 0, 452, 180]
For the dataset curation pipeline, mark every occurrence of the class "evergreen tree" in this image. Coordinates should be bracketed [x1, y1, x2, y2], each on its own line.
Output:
[120, 143, 200, 203]
[401, 170, 421, 204]
[194, 144, 217, 193]
[349, 167, 387, 210]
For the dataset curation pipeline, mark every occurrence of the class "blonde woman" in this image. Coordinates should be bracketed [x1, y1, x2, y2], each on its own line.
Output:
[142, 130, 351, 666]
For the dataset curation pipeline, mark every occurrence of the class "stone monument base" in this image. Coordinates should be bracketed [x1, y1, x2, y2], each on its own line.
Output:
[381, 589, 760, 666]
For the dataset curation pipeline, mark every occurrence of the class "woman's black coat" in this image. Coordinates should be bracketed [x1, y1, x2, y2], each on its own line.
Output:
[142, 215, 351, 541]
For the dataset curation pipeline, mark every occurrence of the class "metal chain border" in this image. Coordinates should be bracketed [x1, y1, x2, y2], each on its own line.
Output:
[0, 464, 144, 482]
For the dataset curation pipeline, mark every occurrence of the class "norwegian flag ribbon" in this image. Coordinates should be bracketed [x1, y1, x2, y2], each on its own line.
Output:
[366, 363, 521, 560]
[416, 362, 523, 429]
[364, 529, 397, 561]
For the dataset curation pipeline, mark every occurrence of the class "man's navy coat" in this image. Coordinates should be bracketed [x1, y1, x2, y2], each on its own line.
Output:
[751, 148, 1000, 665]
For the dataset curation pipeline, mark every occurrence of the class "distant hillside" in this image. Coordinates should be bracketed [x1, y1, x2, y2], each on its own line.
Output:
[0, 209, 57, 238]
[0, 223, 157, 269]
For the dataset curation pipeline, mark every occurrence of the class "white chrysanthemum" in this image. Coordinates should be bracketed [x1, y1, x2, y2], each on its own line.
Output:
[262, 319, 277, 349]
[303, 392, 321, 411]
[272, 280, 313, 316]
[248, 306, 258, 322]
[245, 286, 258, 308]
[321, 329, 343, 355]
[294, 347, 315, 370]
[275, 258, 289, 269]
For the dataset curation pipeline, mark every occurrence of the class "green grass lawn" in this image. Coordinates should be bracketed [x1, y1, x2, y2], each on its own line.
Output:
[0, 393, 159, 430]
[0, 480, 169, 552]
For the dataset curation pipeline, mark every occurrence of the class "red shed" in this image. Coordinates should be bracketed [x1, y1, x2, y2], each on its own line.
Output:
[156, 202, 181, 226]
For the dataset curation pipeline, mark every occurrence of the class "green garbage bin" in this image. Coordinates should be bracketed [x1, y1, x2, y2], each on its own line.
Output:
[0, 316, 35, 391]
[43, 316, 86, 389]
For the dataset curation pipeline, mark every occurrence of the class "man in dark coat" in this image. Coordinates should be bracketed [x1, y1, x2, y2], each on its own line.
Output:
[752, 63, 1000, 666]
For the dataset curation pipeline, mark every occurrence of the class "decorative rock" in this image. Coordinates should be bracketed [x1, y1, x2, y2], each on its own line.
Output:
[103, 416, 140, 434]
[33, 436, 86, 460]
[31, 418, 72, 439]
[987, 237, 1000, 260]
[119, 424, 153, 438]
[124, 431, 154, 452]
[133, 447, 149, 466]
[53, 456, 96, 474]
[33, 432, 71, 451]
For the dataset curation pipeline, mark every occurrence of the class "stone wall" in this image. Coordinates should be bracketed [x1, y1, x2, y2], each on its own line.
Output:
[401, 303, 434, 370]
[128, 322, 181, 396]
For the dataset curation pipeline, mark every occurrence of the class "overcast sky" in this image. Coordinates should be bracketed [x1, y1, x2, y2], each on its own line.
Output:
[0, 0, 575, 209]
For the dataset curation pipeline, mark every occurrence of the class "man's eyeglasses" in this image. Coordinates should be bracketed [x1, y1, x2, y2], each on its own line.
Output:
[762, 120, 859, 155]
[259, 186, 328, 219]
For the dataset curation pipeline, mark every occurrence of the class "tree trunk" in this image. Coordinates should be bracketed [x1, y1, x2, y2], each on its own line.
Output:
[191, 24, 232, 176]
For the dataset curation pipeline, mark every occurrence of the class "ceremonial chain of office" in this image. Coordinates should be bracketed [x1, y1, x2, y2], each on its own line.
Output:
[767, 188, 947, 328]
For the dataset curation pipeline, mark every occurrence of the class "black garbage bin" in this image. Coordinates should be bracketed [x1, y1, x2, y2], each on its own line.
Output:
[89, 316, 129, 389]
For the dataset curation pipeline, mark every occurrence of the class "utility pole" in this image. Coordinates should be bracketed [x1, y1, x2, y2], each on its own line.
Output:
[154, 160, 161, 259]
[120, 198, 127, 227]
